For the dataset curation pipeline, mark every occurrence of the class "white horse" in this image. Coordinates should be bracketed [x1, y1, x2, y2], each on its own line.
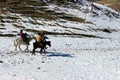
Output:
[14, 35, 35, 51]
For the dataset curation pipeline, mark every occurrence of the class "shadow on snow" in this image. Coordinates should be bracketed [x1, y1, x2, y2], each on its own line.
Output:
[45, 52, 74, 58]
[9, 50, 75, 58]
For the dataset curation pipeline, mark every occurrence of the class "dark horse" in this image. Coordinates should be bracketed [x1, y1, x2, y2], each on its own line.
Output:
[32, 41, 51, 55]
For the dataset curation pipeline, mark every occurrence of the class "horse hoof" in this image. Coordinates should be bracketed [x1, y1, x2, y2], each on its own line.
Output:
[40, 53, 43, 55]
[42, 61, 44, 63]
[32, 53, 36, 55]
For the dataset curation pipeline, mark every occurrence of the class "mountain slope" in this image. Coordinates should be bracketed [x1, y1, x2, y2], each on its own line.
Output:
[0, 0, 120, 38]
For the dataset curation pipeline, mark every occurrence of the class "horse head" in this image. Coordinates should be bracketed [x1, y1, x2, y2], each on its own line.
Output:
[46, 41, 51, 47]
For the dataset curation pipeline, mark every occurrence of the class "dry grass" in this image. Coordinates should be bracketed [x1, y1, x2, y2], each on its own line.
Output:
[97, 0, 120, 12]
[13, 24, 25, 29]
[0, 34, 15, 37]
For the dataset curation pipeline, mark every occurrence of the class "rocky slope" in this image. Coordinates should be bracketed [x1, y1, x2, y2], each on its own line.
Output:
[0, 0, 120, 38]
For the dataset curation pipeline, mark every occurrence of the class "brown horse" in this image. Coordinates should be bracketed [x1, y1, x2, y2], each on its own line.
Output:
[32, 41, 51, 55]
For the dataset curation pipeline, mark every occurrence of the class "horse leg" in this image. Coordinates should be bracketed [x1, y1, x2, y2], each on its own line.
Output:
[14, 40, 17, 51]
[32, 47, 37, 55]
[32, 43, 37, 55]
[14, 45, 17, 51]
[18, 44, 22, 51]
[43, 48, 46, 53]
[32, 48, 36, 55]
[40, 48, 43, 54]
[26, 45, 28, 51]
[40, 46, 46, 55]
[25, 45, 28, 51]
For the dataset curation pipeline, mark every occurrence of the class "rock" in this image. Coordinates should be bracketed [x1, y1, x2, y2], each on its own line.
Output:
[0, 61, 3, 63]
[103, 29, 111, 33]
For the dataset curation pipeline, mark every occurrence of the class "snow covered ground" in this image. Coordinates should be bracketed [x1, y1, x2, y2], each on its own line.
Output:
[0, 35, 120, 80]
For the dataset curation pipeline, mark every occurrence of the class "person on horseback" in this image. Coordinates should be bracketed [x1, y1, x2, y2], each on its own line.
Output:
[18, 30, 25, 39]
[35, 32, 45, 46]
[18, 30, 30, 45]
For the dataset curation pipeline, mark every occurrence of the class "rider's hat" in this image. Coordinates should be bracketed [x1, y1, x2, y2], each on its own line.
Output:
[20, 29, 23, 32]
[37, 32, 41, 35]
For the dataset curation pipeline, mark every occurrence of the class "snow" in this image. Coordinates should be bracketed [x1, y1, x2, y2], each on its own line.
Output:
[0, 35, 120, 80]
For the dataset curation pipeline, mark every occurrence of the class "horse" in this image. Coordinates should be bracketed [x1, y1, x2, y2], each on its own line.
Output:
[32, 41, 51, 55]
[14, 35, 35, 51]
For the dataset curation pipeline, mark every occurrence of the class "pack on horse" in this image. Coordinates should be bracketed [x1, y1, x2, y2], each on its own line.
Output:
[32, 34, 51, 55]
[14, 33, 35, 51]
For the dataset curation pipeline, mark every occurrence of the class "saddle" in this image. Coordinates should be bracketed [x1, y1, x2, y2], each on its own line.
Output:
[35, 41, 45, 47]
[38, 43, 43, 46]
[21, 38, 29, 45]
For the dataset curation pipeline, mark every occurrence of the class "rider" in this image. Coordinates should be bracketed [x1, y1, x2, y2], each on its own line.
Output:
[18, 30, 29, 45]
[18, 30, 25, 39]
[35, 32, 45, 46]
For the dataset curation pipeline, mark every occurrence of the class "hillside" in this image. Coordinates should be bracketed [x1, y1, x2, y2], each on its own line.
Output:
[0, 0, 120, 38]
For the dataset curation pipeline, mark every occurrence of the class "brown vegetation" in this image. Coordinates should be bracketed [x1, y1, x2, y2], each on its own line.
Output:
[97, 0, 120, 12]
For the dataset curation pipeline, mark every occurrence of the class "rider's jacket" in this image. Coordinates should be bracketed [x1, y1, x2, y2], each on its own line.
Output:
[36, 35, 42, 42]
[19, 32, 25, 39]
